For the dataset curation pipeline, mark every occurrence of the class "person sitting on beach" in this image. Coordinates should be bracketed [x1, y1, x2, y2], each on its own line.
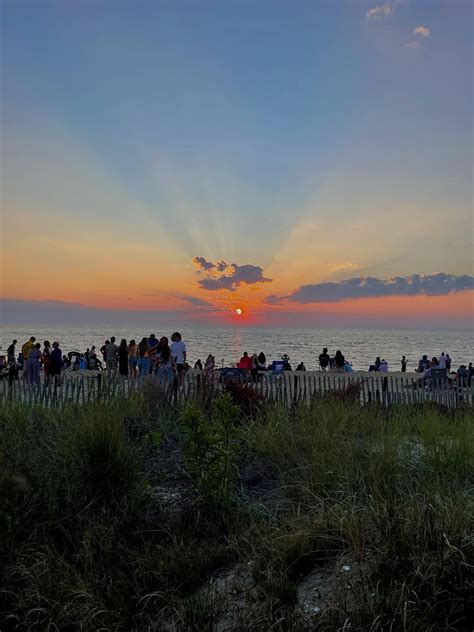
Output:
[379, 359, 388, 372]
[318, 348, 330, 371]
[7, 339, 17, 365]
[296, 361, 306, 371]
[238, 352, 253, 370]
[417, 355, 430, 372]
[374, 357, 381, 371]
[333, 350, 345, 372]
[279, 354, 292, 371]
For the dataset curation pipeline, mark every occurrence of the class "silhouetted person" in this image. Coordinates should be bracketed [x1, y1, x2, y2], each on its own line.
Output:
[319, 348, 330, 371]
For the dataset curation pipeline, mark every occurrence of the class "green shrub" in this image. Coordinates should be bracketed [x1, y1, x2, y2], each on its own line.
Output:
[181, 395, 242, 508]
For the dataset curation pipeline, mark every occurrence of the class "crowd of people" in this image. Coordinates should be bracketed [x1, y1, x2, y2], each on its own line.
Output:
[2, 335, 472, 387]
[3, 333, 189, 386]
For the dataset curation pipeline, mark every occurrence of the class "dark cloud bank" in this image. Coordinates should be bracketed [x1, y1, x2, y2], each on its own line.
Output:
[193, 256, 272, 291]
[267, 273, 474, 304]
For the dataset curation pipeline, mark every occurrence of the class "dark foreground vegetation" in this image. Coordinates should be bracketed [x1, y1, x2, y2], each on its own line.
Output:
[1, 383, 473, 631]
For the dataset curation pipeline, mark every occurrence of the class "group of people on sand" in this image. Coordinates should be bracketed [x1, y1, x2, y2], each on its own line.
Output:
[4, 332, 189, 386]
[4, 336, 473, 386]
[6, 337, 63, 385]
[416, 352, 452, 373]
[318, 348, 351, 372]
[234, 351, 307, 375]
[97, 333, 186, 382]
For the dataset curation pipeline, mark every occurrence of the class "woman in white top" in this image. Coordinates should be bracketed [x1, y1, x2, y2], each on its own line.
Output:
[171, 332, 186, 386]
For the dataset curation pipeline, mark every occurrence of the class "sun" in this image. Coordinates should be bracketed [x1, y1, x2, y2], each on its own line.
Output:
[235, 308, 242, 315]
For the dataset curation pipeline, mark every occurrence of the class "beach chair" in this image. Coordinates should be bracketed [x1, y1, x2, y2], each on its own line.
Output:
[271, 360, 286, 376]
[220, 367, 247, 384]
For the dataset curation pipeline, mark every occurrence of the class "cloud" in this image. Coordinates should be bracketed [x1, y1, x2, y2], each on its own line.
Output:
[181, 295, 215, 308]
[193, 256, 272, 291]
[331, 262, 363, 274]
[413, 26, 430, 38]
[405, 25, 430, 48]
[266, 273, 474, 304]
[367, 3, 392, 19]
[192, 256, 216, 272]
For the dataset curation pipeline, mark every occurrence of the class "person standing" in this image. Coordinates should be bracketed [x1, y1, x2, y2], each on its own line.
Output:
[27, 343, 42, 385]
[118, 339, 129, 377]
[7, 339, 17, 365]
[401, 356, 407, 372]
[156, 336, 174, 384]
[101, 340, 109, 364]
[148, 334, 159, 374]
[438, 353, 447, 369]
[105, 337, 119, 372]
[128, 339, 138, 378]
[446, 354, 452, 371]
[49, 342, 63, 385]
[21, 336, 36, 380]
[171, 332, 186, 386]
[42, 340, 52, 384]
[137, 338, 150, 377]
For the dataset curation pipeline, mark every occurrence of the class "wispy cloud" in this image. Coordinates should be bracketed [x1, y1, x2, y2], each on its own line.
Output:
[331, 262, 363, 274]
[405, 24, 431, 48]
[266, 273, 474, 304]
[181, 295, 216, 308]
[193, 257, 272, 292]
[413, 25, 430, 38]
[367, 3, 392, 20]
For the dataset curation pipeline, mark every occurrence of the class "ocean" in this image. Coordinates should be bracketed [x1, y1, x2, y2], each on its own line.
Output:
[1, 325, 472, 372]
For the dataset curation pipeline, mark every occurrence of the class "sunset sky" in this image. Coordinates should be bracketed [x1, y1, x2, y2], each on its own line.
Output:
[1, 0, 473, 327]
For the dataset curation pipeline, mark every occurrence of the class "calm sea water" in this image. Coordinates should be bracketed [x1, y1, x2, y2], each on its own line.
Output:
[1, 325, 472, 371]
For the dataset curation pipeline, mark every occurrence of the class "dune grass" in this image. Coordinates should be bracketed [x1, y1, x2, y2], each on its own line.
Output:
[0, 390, 472, 631]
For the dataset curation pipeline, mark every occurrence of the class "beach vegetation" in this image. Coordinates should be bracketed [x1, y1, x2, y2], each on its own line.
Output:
[0, 392, 472, 630]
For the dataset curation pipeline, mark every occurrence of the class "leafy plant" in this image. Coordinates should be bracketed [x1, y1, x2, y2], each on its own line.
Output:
[181, 395, 242, 508]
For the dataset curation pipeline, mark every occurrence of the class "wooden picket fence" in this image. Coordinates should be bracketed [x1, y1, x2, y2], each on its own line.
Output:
[0, 370, 472, 409]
